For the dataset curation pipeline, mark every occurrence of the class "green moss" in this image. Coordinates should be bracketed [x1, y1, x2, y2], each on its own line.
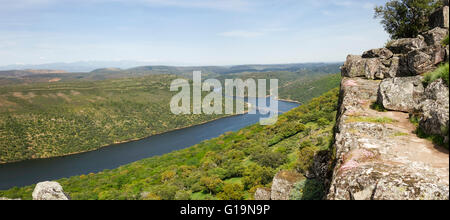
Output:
[392, 132, 408, 137]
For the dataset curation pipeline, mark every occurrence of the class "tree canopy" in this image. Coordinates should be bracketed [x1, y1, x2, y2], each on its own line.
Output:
[374, 0, 443, 39]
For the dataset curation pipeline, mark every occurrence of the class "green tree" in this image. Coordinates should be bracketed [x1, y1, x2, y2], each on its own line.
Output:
[200, 176, 223, 194]
[374, 0, 442, 39]
[217, 183, 245, 200]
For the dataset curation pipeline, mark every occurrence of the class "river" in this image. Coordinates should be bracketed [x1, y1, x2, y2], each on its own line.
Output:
[0, 97, 299, 190]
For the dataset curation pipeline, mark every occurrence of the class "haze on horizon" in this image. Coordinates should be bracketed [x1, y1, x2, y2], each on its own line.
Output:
[0, 0, 390, 67]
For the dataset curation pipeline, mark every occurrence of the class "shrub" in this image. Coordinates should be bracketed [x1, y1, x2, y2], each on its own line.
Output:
[217, 183, 245, 200]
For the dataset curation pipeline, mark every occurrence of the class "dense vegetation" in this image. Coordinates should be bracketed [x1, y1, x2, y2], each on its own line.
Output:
[374, 0, 443, 39]
[0, 88, 340, 200]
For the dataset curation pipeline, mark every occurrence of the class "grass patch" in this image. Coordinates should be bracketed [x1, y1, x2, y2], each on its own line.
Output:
[370, 102, 387, 112]
[423, 63, 449, 87]
[346, 116, 397, 124]
[392, 132, 408, 137]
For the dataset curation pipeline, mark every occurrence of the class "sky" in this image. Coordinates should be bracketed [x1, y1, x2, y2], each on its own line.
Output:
[0, 0, 390, 66]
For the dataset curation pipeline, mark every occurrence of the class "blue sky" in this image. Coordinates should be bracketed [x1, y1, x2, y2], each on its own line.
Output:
[0, 0, 390, 66]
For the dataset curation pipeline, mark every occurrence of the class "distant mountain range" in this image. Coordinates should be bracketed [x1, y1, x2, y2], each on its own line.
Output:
[0, 61, 343, 74]
[0, 62, 342, 86]
[0, 61, 159, 73]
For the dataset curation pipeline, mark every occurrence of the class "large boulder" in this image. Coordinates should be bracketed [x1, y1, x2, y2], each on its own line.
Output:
[271, 170, 304, 200]
[32, 181, 70, 200]
[429, 5, 449, 28]
[377, 76, 424, 113]
[418, 79, 449, 142]
[341, 55, 367, 77]
[364, 58, 386, 79]
[423, 27, 449, 46]
[387, 36, 427, 54]
[362, 48, 394, 60]
[254, 188, 271, 200]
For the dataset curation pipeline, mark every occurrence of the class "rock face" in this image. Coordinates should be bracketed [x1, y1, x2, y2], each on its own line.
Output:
[327, 78, 449, 200]
[254, 188, 271, 200]
[270, 170, 304, 200]
[377, 76, 424, 112]
[32, 181, 70, 200]
[418, 79, 449, 141]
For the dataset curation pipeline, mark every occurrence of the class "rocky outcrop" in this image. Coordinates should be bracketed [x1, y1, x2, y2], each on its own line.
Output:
[32, 181, 70, 200]
[329, 8, 449, 199]
[328, 78, 449, 200]
[254, 188, 271, 200]
[341, 24, 448, 80]
[377, 76, 424, 112]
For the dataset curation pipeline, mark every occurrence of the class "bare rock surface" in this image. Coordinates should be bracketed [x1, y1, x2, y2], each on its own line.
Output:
[328, 77, 449, 200]
[418, 79, 449, 142]
[32, 181, 70, 200]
